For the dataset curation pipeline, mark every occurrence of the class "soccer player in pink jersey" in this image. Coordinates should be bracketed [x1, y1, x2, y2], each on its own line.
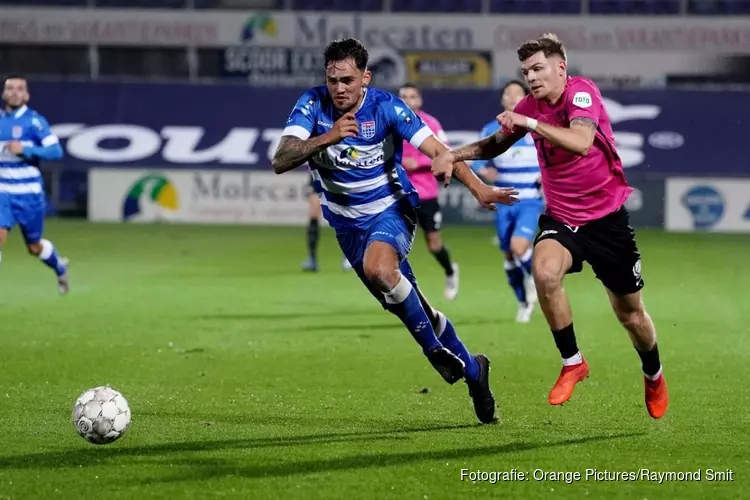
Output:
[432, 34, 668, 420]
[398, 84, 459, 301]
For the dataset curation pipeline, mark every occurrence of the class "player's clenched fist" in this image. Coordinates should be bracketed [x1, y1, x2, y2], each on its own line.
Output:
[496, 111, 530, 135]
[325, 112, 359, 143]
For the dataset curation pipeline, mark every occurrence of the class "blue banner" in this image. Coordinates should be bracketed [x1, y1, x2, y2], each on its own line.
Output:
[29, 81, 750, 177]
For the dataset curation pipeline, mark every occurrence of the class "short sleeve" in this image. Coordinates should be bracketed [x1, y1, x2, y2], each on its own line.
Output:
[30, 114, 59, 147]
[566, 79, 602, 124]
[385, 96, 433, 149]
[281, 90, 319, 140]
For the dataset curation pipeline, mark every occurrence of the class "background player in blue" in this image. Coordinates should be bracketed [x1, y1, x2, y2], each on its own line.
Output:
[474, 81, 543, 323]
[272, 38, 518, 424]
[0, 76, 69, 294]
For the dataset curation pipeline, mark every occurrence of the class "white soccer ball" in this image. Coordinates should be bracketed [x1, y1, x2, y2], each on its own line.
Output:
[72, 386, 131, 445]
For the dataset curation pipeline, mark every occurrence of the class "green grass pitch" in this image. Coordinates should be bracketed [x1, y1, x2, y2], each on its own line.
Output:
[0, 220, 748, 499]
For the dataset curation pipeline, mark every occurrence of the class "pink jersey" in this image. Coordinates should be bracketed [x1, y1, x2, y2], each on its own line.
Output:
[402, 110, 445, 201]
[509, 76, 632, 226]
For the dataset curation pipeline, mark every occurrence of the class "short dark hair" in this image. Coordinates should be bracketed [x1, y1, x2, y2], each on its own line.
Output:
[501, 79, 529, 96]
[399, 83, 420, 93]
[517, 33, 567, 63]
[324, 38, 369, 71]
[4, 75, 27, 85]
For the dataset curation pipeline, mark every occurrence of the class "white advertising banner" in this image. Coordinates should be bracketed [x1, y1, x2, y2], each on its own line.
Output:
[1, 8, 749, 52]
[88, 168, 311, 225]
[665, 178, 750, 233]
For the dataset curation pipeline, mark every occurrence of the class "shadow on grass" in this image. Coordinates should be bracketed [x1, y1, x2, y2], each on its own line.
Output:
[139, 431, 646, 484]
[1, 425, 644, 483]
[0, 423, 476, 471]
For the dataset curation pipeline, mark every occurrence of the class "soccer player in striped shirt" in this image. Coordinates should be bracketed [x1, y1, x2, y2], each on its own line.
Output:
[474, 81, 543, 323]
[272, 38, 518, 423]
[0, 76, 69, 294]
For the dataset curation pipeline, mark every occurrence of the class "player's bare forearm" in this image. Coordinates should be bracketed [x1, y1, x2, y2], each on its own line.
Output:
[451, 161, 488, 196]
[451, 131, 517, 162]
[272, 135, 334, 174]
[534, 118, 596, 156]
[419, 135, 485, 193]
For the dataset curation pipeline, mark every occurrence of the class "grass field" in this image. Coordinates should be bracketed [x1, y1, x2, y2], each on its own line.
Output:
[0, 220, 748, 500]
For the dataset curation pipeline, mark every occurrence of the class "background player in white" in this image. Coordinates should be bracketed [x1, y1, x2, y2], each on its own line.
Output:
[272, 38, 518, 423]
[0, 75, 69, 293]
[474, 81, 543, 323]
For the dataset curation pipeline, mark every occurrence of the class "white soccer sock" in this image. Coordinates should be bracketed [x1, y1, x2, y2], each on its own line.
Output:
[39, 239, 54, 261]
[518, 248, 533, 265]
[562, 352, 583, 366]
[435, 311, 448, 338]
[645, 365, 663, 381]
[383, 275, 412, 305]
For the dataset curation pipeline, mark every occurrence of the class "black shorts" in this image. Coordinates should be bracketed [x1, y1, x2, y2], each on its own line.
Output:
[534, 206, 644, 295]
[414, 198, 443, 233]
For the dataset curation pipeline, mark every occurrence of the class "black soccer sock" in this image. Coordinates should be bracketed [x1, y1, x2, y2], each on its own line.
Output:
[637, 343, 662, 378]
[431, 246, 454, 276]
[307, 218, 319, 260]
[552, 323, 580, 360]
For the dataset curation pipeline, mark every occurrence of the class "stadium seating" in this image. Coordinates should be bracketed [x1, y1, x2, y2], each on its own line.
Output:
[0, 0, 749, 14]
[489, 0, 582, 13]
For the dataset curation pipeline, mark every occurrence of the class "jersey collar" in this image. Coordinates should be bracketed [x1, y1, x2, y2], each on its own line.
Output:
[4, 105, 29, 118]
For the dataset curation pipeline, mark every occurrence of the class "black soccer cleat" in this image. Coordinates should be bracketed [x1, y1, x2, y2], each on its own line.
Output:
[427, 347, 465, 385]
[466, 354, 496, 424]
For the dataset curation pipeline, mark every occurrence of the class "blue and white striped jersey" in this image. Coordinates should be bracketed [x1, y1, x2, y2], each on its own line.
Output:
[0, 105, 59, 197]
[476, 120, 541, 200]
[281, 86, 433, 231]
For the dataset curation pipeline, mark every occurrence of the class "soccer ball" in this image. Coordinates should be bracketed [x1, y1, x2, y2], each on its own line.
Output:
[72, 386, 131, 445]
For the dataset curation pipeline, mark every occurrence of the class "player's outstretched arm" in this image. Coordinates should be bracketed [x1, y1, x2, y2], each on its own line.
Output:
[452, 130, 518, 162]
[420, 135, 518, 208]
[430, 130, 518, 187]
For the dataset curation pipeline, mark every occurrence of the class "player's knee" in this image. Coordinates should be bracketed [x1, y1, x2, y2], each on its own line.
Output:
[613, 298, 647, 329]
[363, 259, 399, 292]
[427, 234, 442, 253]
[510, 240, 530, 259]
[27, 242, 42, 256]
[532, 258, 564, 294]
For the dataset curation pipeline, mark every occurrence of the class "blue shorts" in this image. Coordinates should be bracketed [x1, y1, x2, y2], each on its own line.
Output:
[0, 193, 46, 244]
[336, 203, 419, 309]
[495, 198, 544, 253]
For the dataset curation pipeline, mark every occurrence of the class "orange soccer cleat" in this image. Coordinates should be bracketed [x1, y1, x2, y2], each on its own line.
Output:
[548, 359, 590, 405]
[645, 372, 669, 419]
